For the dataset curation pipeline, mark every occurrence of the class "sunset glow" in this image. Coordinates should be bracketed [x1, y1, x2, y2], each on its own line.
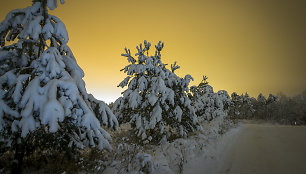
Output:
[1, 0, 306, 103]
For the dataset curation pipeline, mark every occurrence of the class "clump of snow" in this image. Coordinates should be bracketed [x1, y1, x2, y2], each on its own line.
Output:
[135, 153, 154, 174]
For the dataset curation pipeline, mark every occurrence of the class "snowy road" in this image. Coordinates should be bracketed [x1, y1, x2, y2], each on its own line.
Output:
[183, 122, 306, 174]
[220, 123, 306, 174]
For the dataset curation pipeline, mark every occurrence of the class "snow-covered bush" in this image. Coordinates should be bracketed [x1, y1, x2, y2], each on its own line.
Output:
[0, 0, 117, 164]
[113, 40, 201, 144]
[190, 76, 231, 121]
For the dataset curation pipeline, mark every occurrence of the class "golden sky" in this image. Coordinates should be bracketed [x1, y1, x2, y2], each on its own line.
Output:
[1, 0, 306, 103]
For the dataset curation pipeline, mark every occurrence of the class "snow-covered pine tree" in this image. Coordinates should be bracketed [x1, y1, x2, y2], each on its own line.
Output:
[229, 92, 255, 119]
[228, 92, 242, 118]
[190, 76, 231, 121]
[240, 93, 256, 119]
[265, 93, 278, 119]
[112, 40, 201, 144]
[257, 93, 267, 105]
[266, 94, 278, 105]
[254, 93, 267, 119]
[0, 1, 118, 170]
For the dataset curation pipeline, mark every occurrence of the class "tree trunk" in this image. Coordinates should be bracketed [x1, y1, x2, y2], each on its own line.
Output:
[10, 142, 26, 174]
[38, 0, 48, 58]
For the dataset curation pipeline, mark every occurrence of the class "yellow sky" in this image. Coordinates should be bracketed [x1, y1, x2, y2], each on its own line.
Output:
[1, 0, 306, 103]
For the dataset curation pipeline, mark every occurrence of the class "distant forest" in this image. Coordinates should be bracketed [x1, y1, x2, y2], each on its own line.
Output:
[228, 91, 306, 125]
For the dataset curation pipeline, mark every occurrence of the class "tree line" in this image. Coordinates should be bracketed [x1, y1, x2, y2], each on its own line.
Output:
[229, 91, 306, 125]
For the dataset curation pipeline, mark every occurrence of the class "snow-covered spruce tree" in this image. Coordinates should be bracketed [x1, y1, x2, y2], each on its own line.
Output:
[190, 76, 231, 122]
[239, 93, 256, 119]
[254, 93, 267, 119]
[112, 40, 201, 144]
[228, 92, 255, 119]
[266, 94, 278, 119]
[228, 92, 242, 119]
[266, 93, 278, 105]
[0, 0, 118, 171]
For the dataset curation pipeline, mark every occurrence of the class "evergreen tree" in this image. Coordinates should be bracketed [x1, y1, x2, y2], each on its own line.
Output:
[266, 94, 278, 119]
[229, 92, 255, 119]
[190, 76, 231, 121]
[266, 94, 278, 104]
[113, 40, 201, 144]
[228, 92, 242, 119]
[0, 1, 118, 172]
[254, 93, 267, 119]
[240, 93, 255, 119]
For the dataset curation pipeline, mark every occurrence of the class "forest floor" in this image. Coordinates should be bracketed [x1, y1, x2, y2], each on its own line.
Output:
[184, 121, 306, 174]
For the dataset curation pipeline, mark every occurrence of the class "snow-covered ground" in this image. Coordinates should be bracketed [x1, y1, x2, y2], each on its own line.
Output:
[184, 122, 306, 174]
[182, 121, 242, 174]
[219, 123, 306, 174]
[100, 117, 240, 174]
[101, 120, 306, 174]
